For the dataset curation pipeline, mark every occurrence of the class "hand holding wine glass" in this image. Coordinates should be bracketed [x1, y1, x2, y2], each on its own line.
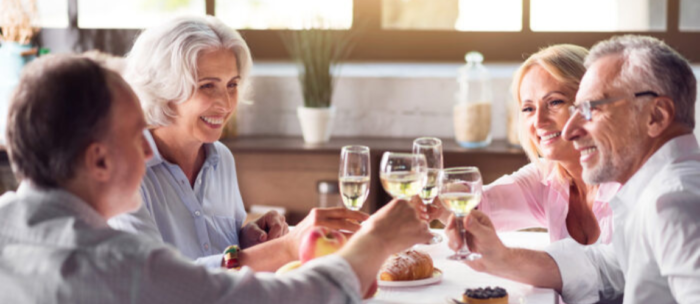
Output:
[439, 167, 483, 260]
[339, 145, 371, 211]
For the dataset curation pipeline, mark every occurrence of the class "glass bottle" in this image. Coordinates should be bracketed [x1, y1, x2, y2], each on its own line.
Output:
[454, 51, 492, 148]
[506, 96, 521, 147]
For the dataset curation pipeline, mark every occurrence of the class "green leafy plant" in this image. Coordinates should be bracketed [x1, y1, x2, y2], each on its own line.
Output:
[282, 29, 356, 108]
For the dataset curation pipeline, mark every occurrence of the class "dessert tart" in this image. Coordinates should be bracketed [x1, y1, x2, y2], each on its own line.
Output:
[463, 286, 508, 304]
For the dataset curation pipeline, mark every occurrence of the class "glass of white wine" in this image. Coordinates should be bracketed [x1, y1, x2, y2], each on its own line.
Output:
[439, 167, 483, 261]
[413, 137, 444, 244]
[379, 152, 427, 200]
[339, 145, 371, 211]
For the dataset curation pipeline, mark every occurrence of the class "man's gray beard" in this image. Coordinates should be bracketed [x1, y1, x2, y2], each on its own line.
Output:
[583, 146, 623, 184]
[583, 124, 644, 184]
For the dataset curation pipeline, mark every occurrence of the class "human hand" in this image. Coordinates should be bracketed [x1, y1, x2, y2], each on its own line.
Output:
[409, 195, 451, 224]
[240, 211, 289, 249]
[357, 198, 432, 256]
[284, 207, 370, 259]
[445, 210, 509, 272]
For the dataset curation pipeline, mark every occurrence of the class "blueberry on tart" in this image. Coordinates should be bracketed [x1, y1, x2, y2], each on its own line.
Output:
[463, 286, 508, 304]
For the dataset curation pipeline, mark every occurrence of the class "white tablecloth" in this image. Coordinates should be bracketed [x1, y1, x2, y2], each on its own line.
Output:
[365, 231, 558, 304]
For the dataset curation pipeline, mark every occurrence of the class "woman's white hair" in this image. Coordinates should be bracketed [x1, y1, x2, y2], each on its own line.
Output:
[125, 15, 253, 127]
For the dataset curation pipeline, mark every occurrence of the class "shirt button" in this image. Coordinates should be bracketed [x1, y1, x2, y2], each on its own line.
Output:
[194, 210, 201, 217]
[204, 243, 209, 250]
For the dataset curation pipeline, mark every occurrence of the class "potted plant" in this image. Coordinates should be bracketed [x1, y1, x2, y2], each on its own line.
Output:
[282, 29, 354, 144]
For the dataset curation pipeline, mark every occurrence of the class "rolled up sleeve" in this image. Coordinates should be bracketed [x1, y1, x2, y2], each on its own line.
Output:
[545, 239, 624, 304]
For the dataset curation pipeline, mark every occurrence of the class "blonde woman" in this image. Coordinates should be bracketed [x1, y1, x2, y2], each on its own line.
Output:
[423, 44, 618, 245]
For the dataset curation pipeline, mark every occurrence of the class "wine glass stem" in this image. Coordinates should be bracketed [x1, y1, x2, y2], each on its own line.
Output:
[456, 215, 469, 255]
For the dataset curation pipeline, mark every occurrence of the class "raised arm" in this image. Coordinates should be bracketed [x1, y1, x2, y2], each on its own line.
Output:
[137, 199, 432, 303]
[446, 210, 625, 303]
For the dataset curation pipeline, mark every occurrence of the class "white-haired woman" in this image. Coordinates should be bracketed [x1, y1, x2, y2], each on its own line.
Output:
[109, 16, 368, 271]
[422, 45, 619, 245]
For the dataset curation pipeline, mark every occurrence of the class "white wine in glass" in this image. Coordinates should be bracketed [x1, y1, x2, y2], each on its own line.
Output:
[413, 137, 445, 244]
[339, 176, 370, 210]
[380, 171, 424, 199]
[339, 146, 370, 211]
[439, 167, 483, 261]
[379, 152, 427, 200]
[440, 192, 481, 216]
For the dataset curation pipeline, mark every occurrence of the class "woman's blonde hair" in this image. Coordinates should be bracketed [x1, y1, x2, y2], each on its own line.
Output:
[511, 44, 588, 183]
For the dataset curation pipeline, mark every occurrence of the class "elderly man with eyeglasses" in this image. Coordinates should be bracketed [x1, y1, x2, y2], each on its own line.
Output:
[445, 35, 700, 304]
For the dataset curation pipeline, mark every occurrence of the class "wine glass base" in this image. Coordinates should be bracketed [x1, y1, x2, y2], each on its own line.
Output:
[447, 252, 482, 261]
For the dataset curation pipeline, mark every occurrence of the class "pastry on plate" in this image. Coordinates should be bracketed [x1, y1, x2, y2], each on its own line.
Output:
[379, 249, 434, 281]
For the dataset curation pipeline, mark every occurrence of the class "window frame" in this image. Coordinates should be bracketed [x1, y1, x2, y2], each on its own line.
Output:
[37, 0, 700, 62]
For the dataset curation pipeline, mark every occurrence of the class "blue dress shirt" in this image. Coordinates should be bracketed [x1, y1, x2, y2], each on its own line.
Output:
[109, 130, 247, 268]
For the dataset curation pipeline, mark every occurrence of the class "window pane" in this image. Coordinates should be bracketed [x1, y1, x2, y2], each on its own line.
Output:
[0, 0, 67, 29]
[37, 0, 69, 28]
[383, 0, 521, 31]
[531, 0, 666, 32]
[78, 0, 205, 29]
[215, 0, 352, 30]
[680, 0, 700, 31]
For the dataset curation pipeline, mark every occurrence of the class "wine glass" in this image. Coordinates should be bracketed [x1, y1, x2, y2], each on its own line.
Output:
[413, 137, 444, 244]
[379, 152, 427, 200]
[339, 145, 371, 211]
[439, 167, 483, 261]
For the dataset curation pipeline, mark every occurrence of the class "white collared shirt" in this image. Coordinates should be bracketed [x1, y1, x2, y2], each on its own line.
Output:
[545, 134, 700, 304]
[0, 183, 361, 304]
[109, 130, 247, 268]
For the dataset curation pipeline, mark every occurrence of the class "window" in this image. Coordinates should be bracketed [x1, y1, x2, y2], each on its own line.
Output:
[28, 0, 700, 62]
[0, 0, 68, 29]
[215, 0, 352, 29]
[680, 0, 700, 31]
[531, 0, 666, 32]
[77, 0, 205, 29]
[382, 0, 521, 31]
[37, 0, 69, 28]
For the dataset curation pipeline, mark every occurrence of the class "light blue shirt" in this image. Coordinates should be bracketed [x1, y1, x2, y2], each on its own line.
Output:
[109, 130, 247, 268]
[0, 182, 361, 304]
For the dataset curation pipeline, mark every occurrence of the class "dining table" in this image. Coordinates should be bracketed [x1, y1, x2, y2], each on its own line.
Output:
[365, 230, 559, 304]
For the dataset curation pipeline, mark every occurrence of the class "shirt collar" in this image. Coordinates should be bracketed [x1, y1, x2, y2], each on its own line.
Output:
[615, 134, 699, 208]
[16, 181, 109, 229]
[144, 129, 220, 169]
[541, 162, 571, 198]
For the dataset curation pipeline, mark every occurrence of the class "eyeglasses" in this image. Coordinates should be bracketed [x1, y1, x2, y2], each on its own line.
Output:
[568, 91, 658, 121]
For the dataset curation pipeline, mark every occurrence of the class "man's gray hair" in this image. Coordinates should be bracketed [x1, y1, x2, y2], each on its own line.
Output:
[585, 35, 696, 129]
[125, 15, 252, 127]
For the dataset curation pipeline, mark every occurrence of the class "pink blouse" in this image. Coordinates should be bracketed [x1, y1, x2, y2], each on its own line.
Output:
[479, 163, 619, 244]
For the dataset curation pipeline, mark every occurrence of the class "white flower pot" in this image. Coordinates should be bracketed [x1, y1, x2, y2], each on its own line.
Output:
[297, 106, 335, 144]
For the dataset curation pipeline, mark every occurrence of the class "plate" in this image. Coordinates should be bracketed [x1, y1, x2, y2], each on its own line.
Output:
[378, 268, 443, 288]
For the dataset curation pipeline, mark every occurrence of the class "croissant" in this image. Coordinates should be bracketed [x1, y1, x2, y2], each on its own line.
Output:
[379, 249, 434, 281]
